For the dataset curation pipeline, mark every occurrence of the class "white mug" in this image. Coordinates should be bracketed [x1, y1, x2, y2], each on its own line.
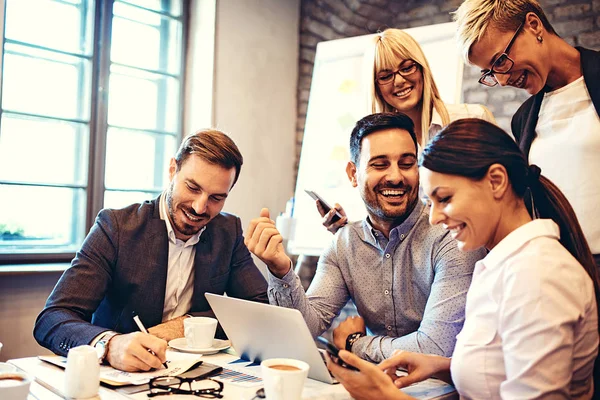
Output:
[260, 358, 309, 400]
[64, 345, 100, 399]
[184, 317, 218, 349]
[0, 372, 33, 400]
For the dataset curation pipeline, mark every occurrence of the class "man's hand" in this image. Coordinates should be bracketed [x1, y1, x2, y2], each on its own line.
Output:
[105, 332, 167, 372]
[245, 208, 292, 278]
[316, 201, 348, 234]
[333, 315, 366, 350]
[326, 350, 414, 400]
[379, 350, 452, 388]
[148, 315, 188, 342]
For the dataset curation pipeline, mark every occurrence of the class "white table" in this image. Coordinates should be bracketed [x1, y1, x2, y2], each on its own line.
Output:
[10, 350, 457, 400]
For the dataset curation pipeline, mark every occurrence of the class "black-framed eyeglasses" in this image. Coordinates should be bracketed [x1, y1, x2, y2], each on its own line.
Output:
[147, 376, 224, 398]
[478, 22, 524, 87]
[376, 61, 420, 85]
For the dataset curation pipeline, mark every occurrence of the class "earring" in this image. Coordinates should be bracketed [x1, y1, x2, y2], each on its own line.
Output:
[536, 36, 543, 43]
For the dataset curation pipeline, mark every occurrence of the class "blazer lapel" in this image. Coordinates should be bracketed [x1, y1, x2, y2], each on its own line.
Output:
[139, 196, 169, 327]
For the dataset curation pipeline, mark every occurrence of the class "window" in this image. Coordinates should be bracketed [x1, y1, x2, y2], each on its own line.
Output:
[0, 0, 187, 263]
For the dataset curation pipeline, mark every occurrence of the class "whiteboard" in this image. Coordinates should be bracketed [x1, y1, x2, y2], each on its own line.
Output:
[289, 22, 463, 256]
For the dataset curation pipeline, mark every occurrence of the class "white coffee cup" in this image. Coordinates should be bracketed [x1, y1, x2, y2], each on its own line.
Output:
[260, 358, 309, 400]
[0, 363, 17, 374]
[184, 317, 218, 349]
[64, 345, 100, 399]
[0, 372, 32, 400]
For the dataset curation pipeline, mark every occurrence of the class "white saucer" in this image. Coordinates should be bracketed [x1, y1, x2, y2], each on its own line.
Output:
[168, 338, 230, 355]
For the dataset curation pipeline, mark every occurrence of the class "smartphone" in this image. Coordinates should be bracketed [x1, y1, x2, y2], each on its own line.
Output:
[316, 336, 359, 371]
[304, 190, 343, 223]
[180, 361, 223, 380]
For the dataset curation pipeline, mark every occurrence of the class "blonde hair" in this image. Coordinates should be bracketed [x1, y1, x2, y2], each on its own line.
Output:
[453, 0, 557, 64]
[363, 28, 449, 146]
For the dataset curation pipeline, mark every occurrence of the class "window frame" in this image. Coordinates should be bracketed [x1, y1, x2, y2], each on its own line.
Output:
[0, 0, 189, 265]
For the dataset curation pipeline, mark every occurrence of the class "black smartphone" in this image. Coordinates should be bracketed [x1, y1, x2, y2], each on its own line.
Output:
[180, 361, 223, 380]
[316, 336, 359, 371]
[304, 190, 343, 223]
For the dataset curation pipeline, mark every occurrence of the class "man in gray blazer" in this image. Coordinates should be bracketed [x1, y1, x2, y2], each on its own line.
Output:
[34, 129, 268, 371]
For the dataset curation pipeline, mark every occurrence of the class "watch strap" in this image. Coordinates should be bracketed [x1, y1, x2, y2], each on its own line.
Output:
[345, 332, 364, 352]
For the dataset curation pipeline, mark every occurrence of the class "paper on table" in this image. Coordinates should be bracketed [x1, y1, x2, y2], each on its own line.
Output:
[39, 353, 203, 386]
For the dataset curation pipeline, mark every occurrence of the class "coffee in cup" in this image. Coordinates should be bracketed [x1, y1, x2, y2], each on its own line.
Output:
[268, 364, 301, 371]
[261, 358, 309, 400]
[184, 317, 218, 349]
[0, 373, 32, 400]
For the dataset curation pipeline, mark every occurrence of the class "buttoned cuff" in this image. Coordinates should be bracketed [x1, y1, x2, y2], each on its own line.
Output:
[267, 261, 296, 289]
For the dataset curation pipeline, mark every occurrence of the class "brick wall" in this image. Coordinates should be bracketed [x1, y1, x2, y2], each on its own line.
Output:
[295, 0, 600, 172]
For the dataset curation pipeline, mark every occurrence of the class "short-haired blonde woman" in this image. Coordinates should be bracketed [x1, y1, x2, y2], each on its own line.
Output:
[318, 28, 496, 231]
[454, 0, 600, 269]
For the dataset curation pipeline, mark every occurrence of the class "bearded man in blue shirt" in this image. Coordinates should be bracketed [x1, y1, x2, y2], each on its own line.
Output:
[246, 112, 485, 363]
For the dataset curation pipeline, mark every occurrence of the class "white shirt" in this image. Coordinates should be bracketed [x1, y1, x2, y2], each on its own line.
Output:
[159, 192, 205, 322]
[530, 76, 600, 253]
[451, 219, 598, 399]
[429, 103, 497, 138]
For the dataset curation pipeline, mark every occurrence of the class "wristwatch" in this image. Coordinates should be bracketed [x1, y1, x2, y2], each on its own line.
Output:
[345, 332, 365, 352]
[95, 331, 119, 364]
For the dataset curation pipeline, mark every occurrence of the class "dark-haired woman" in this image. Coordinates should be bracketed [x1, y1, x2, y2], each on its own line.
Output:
[326, 118, 599, 400]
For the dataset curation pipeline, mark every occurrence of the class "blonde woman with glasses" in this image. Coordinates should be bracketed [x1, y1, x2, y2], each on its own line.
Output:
[318, 28, 496, 231]
[454, 0, 600, 269]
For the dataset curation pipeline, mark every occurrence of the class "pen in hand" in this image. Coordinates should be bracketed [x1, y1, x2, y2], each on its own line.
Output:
[132, 312, 169, 369]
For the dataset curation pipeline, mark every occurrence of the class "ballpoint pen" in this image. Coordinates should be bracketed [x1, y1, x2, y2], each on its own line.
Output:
[132, 312, 169, 369]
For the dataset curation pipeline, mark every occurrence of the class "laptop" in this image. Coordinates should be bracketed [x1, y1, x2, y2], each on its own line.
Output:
[205, 293, 336, 384]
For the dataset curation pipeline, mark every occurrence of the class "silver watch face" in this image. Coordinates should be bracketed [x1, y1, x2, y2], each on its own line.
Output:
[95, 340, 107, 360]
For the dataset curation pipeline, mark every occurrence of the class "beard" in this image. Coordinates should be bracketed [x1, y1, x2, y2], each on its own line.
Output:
[361, 181, 419, 223]
[165, 182, 210, 238]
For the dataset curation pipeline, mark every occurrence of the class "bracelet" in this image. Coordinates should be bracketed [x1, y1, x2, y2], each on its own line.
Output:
[345, 332, 364, 352]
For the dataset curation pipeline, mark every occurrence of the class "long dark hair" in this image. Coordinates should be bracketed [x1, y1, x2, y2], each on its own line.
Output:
[420, 118, 600, 295]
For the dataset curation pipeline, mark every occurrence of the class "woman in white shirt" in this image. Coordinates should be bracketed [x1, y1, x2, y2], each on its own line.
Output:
[319, 28, 495, 231]
[326, 118, 600, 400]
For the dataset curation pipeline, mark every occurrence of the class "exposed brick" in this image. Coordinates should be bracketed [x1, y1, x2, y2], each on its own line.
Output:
[579, 30, 600, 48]
[329, 14, 366, 36]
[553, 18, 594, 36]
[593, 0, 600, 12]
[554, 4, 591, 19]
[300, 47, 316, 63]
[502, 101, 524, 116]
[342, 0, 362, 12]
[298, 101, 308, 115]
[299, 62, 314, 76]
[409, 4, 440, 19]
[355, 3, 386, 20]
[495, 117, 511, 133]
[408, 17, 435, 28]
[299, 89, 310, 102]
[465, 90, 488, 104]
[303, 16, 342, 40]
[440, 0, 463, 13]
[489, 88, 517, 103]
[300, 33, 322, 48]
[298, 76, 312, 90]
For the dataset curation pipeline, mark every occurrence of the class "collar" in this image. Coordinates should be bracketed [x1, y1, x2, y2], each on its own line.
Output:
[159, 191, 204, 246]
[481, 219, 560, 270]
[360, 200, 425, 245]
[429, 107, 444, 138]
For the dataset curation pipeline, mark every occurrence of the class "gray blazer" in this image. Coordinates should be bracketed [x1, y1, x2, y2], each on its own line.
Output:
[34, 196, 268, 356]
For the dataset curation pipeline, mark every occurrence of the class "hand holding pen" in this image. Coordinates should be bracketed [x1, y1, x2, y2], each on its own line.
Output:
[132, 312, 169, 369]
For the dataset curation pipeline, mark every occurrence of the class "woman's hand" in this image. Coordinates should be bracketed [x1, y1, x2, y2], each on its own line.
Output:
[379, 351, 452, 388]
[316, 200, 347, 234]
[326, 350, 415, 400]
